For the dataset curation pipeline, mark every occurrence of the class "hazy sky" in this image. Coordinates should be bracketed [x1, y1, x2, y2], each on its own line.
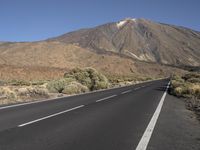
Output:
[0, 0, 199, 42]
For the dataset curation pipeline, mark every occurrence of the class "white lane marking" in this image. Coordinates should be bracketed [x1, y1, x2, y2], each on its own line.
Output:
[0, 99, 56, 110]
[135, 82, 170, 150]
[18, 105, 84, 127]
[0, 78, 167, 110]
[96, 95, 117, 102]
[121, 90, 132, 94]
[134, 87, 141, 90]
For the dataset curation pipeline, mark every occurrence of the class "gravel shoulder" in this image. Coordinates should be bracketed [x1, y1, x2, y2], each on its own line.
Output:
[148, 94, 200, 150]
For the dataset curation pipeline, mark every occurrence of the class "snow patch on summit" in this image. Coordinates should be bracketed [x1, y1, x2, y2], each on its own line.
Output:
[116, 18, 137, 28]
[132, 18, 137, 22]
[117, 20, 128, 28]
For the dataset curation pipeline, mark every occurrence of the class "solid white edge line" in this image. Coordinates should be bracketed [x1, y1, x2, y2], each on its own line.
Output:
[0, 78, 167, 110]
[121, 90, 132, 94]
[96, 95, 117, 102]
[18, 105, 84, 127]
[0, 99, 53, 110]
[135, 82, 170, 150]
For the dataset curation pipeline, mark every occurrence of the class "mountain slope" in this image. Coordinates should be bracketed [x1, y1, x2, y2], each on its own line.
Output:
[0, 41, 185, 80]
[50, 18, 200, 66]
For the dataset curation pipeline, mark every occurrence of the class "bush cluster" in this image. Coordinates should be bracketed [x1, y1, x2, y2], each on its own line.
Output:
[17, 87, 49, 98]
[170, 73, 200, 99]
[0, 87, 17, 100]
[46, 67, 109, 95]
[62, 81, 89, 94]
[64, 67, 110, 90]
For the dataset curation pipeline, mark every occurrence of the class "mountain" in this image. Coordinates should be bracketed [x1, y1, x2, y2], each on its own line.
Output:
[1, 18, 199, 80]
[49, 18, 200, 67]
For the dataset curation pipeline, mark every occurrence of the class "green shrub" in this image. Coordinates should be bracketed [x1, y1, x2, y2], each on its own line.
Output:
[64, 67, 109, 90]
[189, 84, 200, 99]
[62, 81, 89, 94]
[46, 77, 77, 93]
[170, 72, 200, 98]
[187, 78, 200, 83]
[171, 75, 184, 82]
[171, 80, 184, 89]
[46, 79, 67, 93]
[31, 80, 47, 85]
[172, 84, 190, 97]
[182, 73, 200, 81]
[174, 87, 184, 96]
[10, 80, 31, 86]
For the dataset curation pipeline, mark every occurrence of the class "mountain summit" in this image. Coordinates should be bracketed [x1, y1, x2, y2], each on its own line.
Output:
[50, 18, 200, 67]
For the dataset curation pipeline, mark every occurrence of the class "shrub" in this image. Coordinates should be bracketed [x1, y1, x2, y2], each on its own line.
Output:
[62, 81, 89, 94]
[31, 80, 47, 85]
[171, 74, 184, 83]
[10, 80, 31, 86]
[182, 73, 200, 81]
[174, 87, 184, 96]
[189, 84, 200, 99]
[0, 87, 17, 100]
[46, 78, 76, 93]
[187, 78, 200, 83]
[17, 87, 49, 98]
[46, 79, 67, 93]
[64, 67, 109, 90]
[171, 80, 184, 89]
[170, 72, 200, 98]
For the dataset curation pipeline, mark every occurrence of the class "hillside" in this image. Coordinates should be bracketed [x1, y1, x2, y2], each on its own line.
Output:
[0, 41, 186, 81]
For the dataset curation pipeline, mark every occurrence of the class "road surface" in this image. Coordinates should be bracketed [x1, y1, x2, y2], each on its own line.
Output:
[0, 79, 199, 150]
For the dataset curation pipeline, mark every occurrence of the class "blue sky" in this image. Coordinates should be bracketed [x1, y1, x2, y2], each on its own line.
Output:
[0, 0, 199, 42]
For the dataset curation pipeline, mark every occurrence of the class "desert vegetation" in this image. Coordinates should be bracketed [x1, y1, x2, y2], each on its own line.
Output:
[0, 86, 49, 105]
[0, 68, 110, 105]
[0, 67, 163, 105]
[170, 73, 200, 98]
[170, 72, 200, 119]
[47, 67, 110, 93]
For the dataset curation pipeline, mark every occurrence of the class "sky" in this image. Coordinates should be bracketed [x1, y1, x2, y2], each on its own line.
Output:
[0, 0, 199, 42]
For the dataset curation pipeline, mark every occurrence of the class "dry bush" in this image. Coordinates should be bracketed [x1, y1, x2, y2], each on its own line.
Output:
[9, 80, 31, 86]
[182, 73, 200, 81]
[64, 67, 110, 90]
[171, 72, 200, 98]
[187, 77, 200, 83]
[189, 84, 200, 99]
[62, 81, 89, 94]
[46, 78, 76, 93]
[0, 87, 17, 100]
[17, 87, 49, 98]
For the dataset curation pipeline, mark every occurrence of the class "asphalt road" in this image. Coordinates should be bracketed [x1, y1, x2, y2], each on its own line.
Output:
[0, 78, 192, 150]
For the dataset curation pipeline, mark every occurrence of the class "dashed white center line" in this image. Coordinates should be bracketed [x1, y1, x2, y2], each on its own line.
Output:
[121, 90, 132, 94]
[134, 87, 141, 90]
[96, 95, 117, 102]
[18, 105, 85, 127]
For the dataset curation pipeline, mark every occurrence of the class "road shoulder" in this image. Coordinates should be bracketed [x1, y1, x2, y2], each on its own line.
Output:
[148, 94, 200, 150]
